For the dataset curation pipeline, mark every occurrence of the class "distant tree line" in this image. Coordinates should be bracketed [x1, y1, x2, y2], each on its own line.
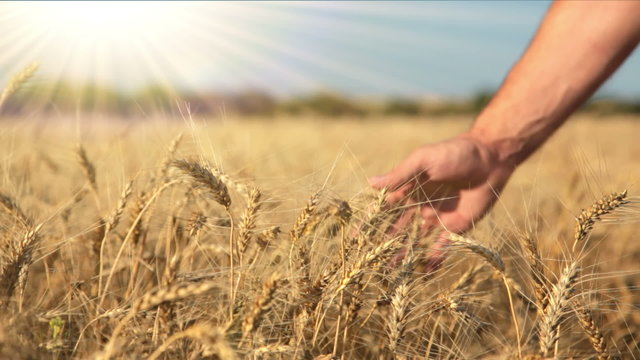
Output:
[1, 81, 639, 118]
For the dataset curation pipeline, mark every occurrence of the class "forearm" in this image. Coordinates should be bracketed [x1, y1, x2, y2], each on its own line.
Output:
[469, 0, 640, 167]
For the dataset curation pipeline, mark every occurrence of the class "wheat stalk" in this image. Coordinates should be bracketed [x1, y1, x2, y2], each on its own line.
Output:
[171, 159, 231, 209]
[450, 264, 485, 293]
[76, 144, 98, 195]
[573, 300, 610, 360]
[290, 190, 322, 243]
[386, 251, 414, 354]
[0, 62, 38, 111]
[187, 212, 207, 238]
[156, 133, 183, 184]
[242, 273, 283, 339]
[574, 190, 628, 244]
[0, 193, 31, 228]
[448, 233, 505, 273]
[538, 262, 580, 357]
[238, 186, 262, 262]
[352, 188, 387, 250]
[256, 225, 281, 249]
[99, 281, 219, 359]
[253, 344, 292, 356]
[0, 224, 43, 308]
[335, 237, 401, 295]
[148, 323, 236, 360]
[521, 233, 548, 317]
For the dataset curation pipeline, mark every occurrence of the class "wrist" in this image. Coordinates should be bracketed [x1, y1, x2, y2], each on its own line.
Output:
[455, 130, 516, 189]
[460, 127, 524, 181]
[466, 121, 527, 169]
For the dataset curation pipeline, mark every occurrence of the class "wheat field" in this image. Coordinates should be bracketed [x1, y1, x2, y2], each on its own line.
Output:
[0, 110, 638, 359]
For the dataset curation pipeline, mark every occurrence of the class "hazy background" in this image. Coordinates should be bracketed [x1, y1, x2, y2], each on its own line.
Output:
[2, 1, 640, 117]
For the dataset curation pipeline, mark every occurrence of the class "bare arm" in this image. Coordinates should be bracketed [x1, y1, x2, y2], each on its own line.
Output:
[371, 1, 640, 269]
[471, 0, 640, 168]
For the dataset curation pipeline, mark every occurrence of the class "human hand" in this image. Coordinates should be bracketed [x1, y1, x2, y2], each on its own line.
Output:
[369, 132, 514, 271]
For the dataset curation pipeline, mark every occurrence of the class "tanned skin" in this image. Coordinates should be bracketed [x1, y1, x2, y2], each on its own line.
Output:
[370, 1, 640, 269]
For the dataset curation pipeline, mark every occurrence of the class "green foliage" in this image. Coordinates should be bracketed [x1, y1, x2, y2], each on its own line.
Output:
[279, 92, 366, 117]
[2, 79, 640, 118]
[382, 98, 422, 116]
[470, 89, 494, 112]
[49, 316, 64, 340]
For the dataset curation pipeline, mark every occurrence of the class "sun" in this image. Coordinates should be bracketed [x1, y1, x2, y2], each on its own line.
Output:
[1, 1, 410, 96]
[13, 1, 176, 39]
[1, 1, 199, 90]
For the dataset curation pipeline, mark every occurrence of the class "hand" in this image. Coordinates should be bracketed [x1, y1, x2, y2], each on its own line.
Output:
[368, 132, 514, 271]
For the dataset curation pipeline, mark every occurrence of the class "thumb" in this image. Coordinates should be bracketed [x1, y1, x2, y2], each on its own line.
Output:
[368, 153, 424, 191]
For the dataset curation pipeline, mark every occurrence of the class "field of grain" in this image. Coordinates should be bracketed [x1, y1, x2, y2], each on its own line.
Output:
[0, 111, 638, 359]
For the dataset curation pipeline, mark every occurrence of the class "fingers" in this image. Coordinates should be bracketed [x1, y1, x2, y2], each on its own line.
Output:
[419, 230, 451, 274]
[368, 152, 427, 192]
[386, 206, 417, 268]
[384, 183, 412, 206]
[415, 206, 474, 274]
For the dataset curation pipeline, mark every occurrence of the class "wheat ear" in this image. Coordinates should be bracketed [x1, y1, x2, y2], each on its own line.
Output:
[242, 273, 283, 339]
[521, 233, 548, 317]
[99, 281, 219, 359]
[290, 190, 322, 243]
[0, 62, 38, 111]
[448, 233, 505, 273]
[538, 262, 580, 357]
[573, 301, 610, 360]
[386, 251, 415, 354]
[75, 144, 98, 195]
[290, 190, 321, 291]
[0, 224, 43, 308]
[171, 159, 231, 208]
[238, 186, 262, 262]
[335, 237, 401, 295]
[0, 193, 31, 228]
[148, 323, 236, 360]
[156, 133, 183, 184]
[574, 190, 628, 244]
[448, 233, 521, 357]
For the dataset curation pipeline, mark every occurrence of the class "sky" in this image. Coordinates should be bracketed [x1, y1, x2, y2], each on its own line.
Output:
[1, 1, 640, 98]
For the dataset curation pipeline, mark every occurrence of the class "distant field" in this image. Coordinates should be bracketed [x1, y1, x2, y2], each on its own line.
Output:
[0, 115, 638, 359]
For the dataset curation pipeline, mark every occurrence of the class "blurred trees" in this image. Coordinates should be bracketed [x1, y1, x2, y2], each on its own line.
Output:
[1, 80, 639, 118]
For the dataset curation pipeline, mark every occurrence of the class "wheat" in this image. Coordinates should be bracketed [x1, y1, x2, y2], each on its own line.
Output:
[148, 323, 236, 360]
[107, 181, 133, 230]
[386, 265, 412, 353]
[352, 188, 387, 250]
[538, 262, 580, 357]
[187, 212, 207, 238]
[574, 190, 628, 243]
[335, 237, 401, 295]
[0, 62, 38, 111]
[156, 133, 183, 184]
[256, 225, 281, 249]
[242, 273, 283, 338]
[573, 301, 610, 360]
[253, 344, 292, 356]
[237, 186, 262, 261]
[0, 193, 30, 228]
[0, 224, 43, 307]
[76, 144, 98, 193]
[137, 281, 218, 311]
[290, 190, 322, 243]
[171, 159, 231, 208]
[450, 264, 484, 293]
[448, 233, 505, 273]
[521, 233, 548, 315]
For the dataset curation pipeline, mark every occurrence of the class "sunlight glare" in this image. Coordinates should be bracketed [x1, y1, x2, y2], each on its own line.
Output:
[24, 1, 175, 40]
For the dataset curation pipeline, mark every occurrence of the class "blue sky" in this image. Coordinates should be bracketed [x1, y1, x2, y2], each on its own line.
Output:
[1, 1, 639, 97]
